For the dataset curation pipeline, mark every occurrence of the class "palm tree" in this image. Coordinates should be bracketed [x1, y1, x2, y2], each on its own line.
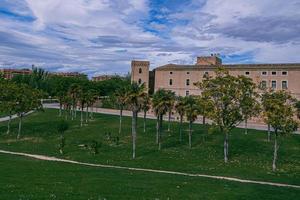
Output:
[152, 89, 169, 150]
[115, 87, 128, 135]
[183, 96, 199, 148]
[125, 82, 146, 159]
[175, 96, 185, 142]
[166, 90, 176, 132]
[141, 95, 151, 133]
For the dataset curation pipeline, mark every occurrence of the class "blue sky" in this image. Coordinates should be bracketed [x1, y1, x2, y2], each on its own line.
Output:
[0, 0, 300, 77]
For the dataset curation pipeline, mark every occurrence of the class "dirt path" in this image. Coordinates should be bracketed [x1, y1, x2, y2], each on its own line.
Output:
[1, 149, 300, 189]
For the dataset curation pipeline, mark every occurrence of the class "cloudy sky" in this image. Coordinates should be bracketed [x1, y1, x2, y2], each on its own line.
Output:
[0, 0, 300, 77]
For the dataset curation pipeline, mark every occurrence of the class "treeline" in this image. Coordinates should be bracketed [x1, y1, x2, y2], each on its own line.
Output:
[0, 68, 130, 138]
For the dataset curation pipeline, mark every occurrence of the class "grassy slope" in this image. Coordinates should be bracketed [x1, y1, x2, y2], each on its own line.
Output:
[1, 154, 300, 200]
[0, 109, 300, 186]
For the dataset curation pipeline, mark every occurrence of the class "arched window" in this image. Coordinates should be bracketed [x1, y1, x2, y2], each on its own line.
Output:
[138, 78, 142, 84]
[186, 79, 190, 86]
[139, 68, 142, 74]
[169, 79, 173, 85]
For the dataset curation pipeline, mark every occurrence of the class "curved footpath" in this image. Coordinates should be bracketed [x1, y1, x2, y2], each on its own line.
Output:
[0, 149, 300, 189]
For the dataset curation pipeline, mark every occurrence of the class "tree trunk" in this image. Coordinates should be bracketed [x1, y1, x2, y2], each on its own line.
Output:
[59, 103, 62, 117]
[119, 108, 123, 135]
[272, 130, 279, 172]
[168, 111, 171, 132]
[71, 104, 74, 120]
[17, 115, 22, 140]
[90, 106, 93, 120]
[158, 115, 163, 150]
[179, 115, 183, 142]
[74, 105, 77, 119]
[86, 106, 89, 123]
[80, 107, 83, 127]
[156, 116, 159, 144]
[224, 131, 229, 163]
[143, 110, 146, 133]
[132, 111, 137, 159]
[6, 114, 12, 135]
[189, 121, 192, 148]
[245, 118, 248, 134]
[203, 116, 206, 125]
[268, 124, 271, 142]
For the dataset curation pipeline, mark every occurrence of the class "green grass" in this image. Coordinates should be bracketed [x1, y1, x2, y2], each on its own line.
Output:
[0, 109, 300, 199]
[1, 154, 300, 200]
[0, 112, 7, 118]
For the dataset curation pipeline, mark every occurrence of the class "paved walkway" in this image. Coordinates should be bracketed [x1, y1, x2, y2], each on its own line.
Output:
[43, 103, 300, 134]
[0, 149, 300, 189]
[0, 111, 34, 123]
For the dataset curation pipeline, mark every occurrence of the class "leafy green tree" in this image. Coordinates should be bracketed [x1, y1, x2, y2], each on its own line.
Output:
[197, 68, 257, 163]
[262, 90, 298, 171]
[183, 96, 199, 148]
[239, 76, 261, 134]
[114, 87, 128, 134]
[175, 97, 185, 142]
[0, 81, 18, 134]
[125, 82, 146, 159]
[141, 95, 151, 133]
[15, 85, 43, 139]
[152, 89, 170, 150]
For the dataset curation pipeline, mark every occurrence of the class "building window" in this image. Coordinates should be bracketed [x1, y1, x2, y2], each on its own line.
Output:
[170, 71, 173, 74]
[138, 78, 142, 84]
[262, 71, 267, 76]
[282, 81, 288, 89]
[271, 80, 276, 89]
[260, 80, 267, 89]
[186, 79, 190, 86]
[186, 91, 190, 96]
[169, 79, 173, 86]
[282, 71, 288, 75]
[271, 71, 277, 75]
[245, 71, 250, 75]
[139, 68, 142, 74]
[187, 72, 190, 74]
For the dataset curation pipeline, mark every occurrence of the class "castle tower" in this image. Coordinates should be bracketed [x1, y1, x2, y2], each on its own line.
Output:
[131, 60, 150, 91]
[196, 55, 222, 65]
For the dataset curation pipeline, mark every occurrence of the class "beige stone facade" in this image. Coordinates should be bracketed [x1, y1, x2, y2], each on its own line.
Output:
[131, 56, 300, 99]
[131, 60, 150, 90]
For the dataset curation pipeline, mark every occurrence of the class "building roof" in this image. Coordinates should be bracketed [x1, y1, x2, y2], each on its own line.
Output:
[155, 63, 300, 71]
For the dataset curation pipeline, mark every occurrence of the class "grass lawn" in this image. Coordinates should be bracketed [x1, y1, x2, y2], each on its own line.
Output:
[0, 112, 7, 118]
[0, 109, 300, 198]
[1, 154, 300, 200]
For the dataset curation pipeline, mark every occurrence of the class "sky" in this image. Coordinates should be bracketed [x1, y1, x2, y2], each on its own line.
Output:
[0, 0, 300, 77]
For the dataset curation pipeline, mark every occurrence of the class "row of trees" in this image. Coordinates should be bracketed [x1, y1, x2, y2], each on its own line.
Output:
[115, 68, 299, 171]
[1, 67, 131, 139]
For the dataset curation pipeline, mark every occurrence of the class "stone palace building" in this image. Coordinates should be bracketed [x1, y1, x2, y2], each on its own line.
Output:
[131, 55, 300, 99]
